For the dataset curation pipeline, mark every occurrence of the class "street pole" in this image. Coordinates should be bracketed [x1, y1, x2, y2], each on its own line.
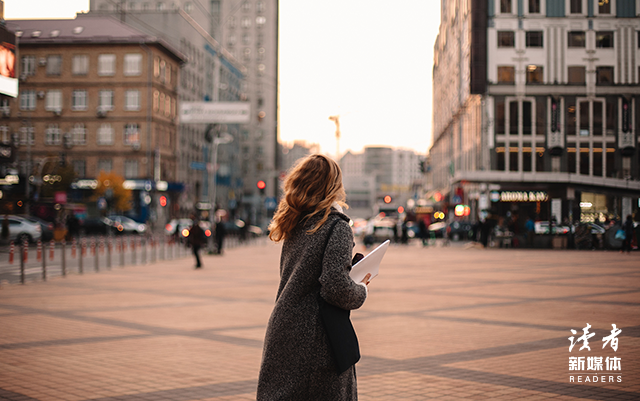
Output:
[208, 131, 233, 253]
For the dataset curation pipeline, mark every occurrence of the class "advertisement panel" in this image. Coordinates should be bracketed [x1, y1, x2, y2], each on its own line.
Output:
[179, 102, 251, 124]
[0, 25, 17, 98]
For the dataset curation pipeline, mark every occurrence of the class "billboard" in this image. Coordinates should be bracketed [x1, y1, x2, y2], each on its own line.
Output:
[179, 102, 251, 124]
[0, 25, 17, 98]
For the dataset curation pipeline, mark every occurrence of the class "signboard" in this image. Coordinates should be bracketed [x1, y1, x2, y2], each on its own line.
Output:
[54, 191, 67, 204]
[190, 161, 207, 171]
[180, 102, 251, 124]
[0, 25, 17, 98]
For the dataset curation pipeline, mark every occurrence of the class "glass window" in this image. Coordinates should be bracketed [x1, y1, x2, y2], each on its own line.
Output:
[72, 160, 86, 178]
[596, 66, 614, 85]
[598, 0, 611, 14]
[509, 102, 518, 135]
[98, 54, 116, 76]
[124, 90, 140, 111]
[143, 2, 150, 10]
[570, 0, 582, 13]
[256, 1, 264, 13]
[523, 101, 533, 135]
[526, 31, 543, 48]
[528, 0, 541, 13]
[496, 99, 505, 134]
[72, 90, 87, 111]
[568, 66, 586, 84]
[242, 1, 251, 11]
[72, 123, 86, 145]
[21, 56, 36, 76]
[184, 2, 192, 12]
[526, 65, 544, 84]
[45, 90, 62, 111]
[124, 160, 138, 178]
[242, 17, 251, 28]
[124, 123, 140, 145]
[98, 159, 112, 173]
[99, 90, 114, 111]
[157, 2, 165, 11]
[596, 31, 614, 48]
[46, 55, 62, 75]
[568, 31, 586, 48]
[500, 0, 512, 13]
[124, 54, 142, 76]
[498, 31, 515, 48]
[45, 124, 61, 145]
[97, 123, 114, 145]
[0, 125, 8, 143]
[497, 66, 515, 84]
[19, 90, 36, 111]
[256, 16, 266, 26]
[72, 55, 88, 75]
[19, 127, 34, 146]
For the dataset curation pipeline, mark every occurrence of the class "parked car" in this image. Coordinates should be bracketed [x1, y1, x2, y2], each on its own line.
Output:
[80, 217, 112, 236]
[23, 216, 54, 241]
[4, 215, 42, 243]
[107, 215, 147, 235]
[165, 219, 194, 241]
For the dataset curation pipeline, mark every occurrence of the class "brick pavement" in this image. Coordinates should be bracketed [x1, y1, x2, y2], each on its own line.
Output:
[0, 240, 638, 400]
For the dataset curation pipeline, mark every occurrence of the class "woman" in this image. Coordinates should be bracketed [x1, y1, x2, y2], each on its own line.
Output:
[257, 154, 370, 400]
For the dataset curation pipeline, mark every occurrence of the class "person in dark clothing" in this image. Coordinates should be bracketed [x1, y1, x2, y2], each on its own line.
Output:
[215, 217, 226, 255]
[188, 215, 206, 268]
[621, 215, 635, 253]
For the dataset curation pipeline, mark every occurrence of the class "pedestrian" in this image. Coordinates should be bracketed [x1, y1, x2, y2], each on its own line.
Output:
[215, 215, 226, 255]
[525, 216, 535, 248]
[257, 154, 371, 400]
[187, 215, 206, 268]
[621, 215, 635, 254]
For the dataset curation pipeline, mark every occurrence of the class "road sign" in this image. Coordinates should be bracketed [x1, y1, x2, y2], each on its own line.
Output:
[190, 161, 206, 171]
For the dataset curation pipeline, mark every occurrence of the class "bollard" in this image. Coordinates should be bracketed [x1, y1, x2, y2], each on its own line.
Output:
[20, 241, 25, 284]
[94, 238, 99, 272]
[100, 237, 105, 254]
[131, 236, 136, 265]
[79, 238, 84, 274]
[42, 240, 47, 281]
[150, 237, 156, 263]
[107, 237, 111, 269]
[120, 238, 125, 267]
[71, 238, 77, 258]
[49, 239, 55, 260]
[37, 240, 42, 262]
[23, 240, 28, 263]
[9, 241, 14, 264]
[90, 237, 96, 256]
[61, 239, 66, 277]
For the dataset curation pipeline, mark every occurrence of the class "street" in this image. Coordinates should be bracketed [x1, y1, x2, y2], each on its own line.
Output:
[0, 241, 639, 400]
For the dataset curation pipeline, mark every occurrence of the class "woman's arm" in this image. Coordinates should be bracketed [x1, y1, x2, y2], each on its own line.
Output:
[319, 220, 368, 310]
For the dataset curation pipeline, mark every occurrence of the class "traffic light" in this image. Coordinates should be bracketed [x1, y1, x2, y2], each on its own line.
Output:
[159, 196, 167, 207]
[383, 195, 392, 204]
[257, 180, 266, 195]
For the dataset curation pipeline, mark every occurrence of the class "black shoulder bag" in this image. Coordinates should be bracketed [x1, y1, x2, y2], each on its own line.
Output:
[318, 218, 365, 375]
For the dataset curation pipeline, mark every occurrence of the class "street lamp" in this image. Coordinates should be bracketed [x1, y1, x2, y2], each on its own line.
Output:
[208, 130, 233, 252]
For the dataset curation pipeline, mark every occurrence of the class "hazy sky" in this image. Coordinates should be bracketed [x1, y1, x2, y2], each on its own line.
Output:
[4, 0, 440, 158]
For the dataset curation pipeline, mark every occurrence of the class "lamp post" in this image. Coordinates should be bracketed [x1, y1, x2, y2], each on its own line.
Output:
[208, 130, 233, 252]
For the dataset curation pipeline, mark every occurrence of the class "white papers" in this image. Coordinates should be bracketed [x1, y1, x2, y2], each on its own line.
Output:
[349, 240, 390, 283]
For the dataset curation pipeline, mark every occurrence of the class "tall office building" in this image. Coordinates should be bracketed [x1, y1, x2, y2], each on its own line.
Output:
[430, 0, 640, 227]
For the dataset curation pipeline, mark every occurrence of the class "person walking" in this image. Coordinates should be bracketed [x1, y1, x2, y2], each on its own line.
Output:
[188, 215, 206, 268]
[621, 215, 635, 253]
[214, 216, 226, 255]
[257, 154, 371, 400]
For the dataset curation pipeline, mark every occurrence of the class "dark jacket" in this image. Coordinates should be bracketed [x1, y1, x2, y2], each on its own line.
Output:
[188, 223, 206, 247]
[257, 210, 367, 400]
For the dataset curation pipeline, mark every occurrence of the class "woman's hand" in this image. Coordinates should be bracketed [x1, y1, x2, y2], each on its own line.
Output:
[361, 273, 372, 286]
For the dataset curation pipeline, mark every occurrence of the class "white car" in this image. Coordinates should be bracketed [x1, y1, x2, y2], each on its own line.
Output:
[5, 215, 42, 243]
[107, 215, 147, 235]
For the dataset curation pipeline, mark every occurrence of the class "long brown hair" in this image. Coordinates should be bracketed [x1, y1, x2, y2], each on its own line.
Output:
[268, 154, 347, 242]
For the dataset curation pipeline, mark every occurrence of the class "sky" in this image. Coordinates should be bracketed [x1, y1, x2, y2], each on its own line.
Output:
[4, 0, 441, 158]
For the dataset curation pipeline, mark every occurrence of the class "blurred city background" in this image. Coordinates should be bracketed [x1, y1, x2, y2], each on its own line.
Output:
[0, 0, 637, 253]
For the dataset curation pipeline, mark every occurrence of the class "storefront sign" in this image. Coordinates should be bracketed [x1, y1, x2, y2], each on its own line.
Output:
[499, 191, 549, 202]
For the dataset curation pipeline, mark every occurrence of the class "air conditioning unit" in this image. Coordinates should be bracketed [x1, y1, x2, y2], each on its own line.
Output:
[132, 142, 141, 151]
[19, 74, 27, 82]
[38, 57, 47, 66]
[53, 110, 61, 116]
[37, 91, 45, 99]
[97, 108, 107, 118]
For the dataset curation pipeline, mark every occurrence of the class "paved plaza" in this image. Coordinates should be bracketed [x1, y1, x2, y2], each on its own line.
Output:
[0, 241, 639, 400]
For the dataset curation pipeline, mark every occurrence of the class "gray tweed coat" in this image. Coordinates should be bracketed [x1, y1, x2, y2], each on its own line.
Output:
[257, 210, 368, 400]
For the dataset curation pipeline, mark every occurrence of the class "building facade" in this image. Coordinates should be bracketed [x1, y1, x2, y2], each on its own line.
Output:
[6, 16, 184, 221]
[431, 0, 640, 228]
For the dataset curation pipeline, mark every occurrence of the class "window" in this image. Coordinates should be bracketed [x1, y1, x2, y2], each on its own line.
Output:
[596, 31, 614, 48]
[243, 33, 251, 45]
[256, 1, 264, 13]
[124, 54, 142, 76]
[242, 17, 251, 28]
[528, 0, 541, 13]
[568, 31, 586, 48]
[72, 123, 86, 145]
[19, 90, 36, 111]
[97, 123, 114, 145]
[129, 2, 137, 10]
[596, 66, 614, 85]
[143, 2, 150, 11]
[99, 90, 114, 111]
[242, 1, 251, 11]
[500, 0, 512, 13]
[45, 90, 62, 112]
[526, 31, 543, 48]
[570, 0, 582, 13]
[72, 55, 88, 75]
[124, 90, 140, 111]
[19, 127, 34, 146]
[98, 54, 116, 76]
[0, 125, 8, 143]
[45, 124, 61, 145]
[21, 56, 36, 76]
[124, 160, 138, 178]
[498, 31, 515, 48]
[184, 2, 192, 12]
[46, 55, 62, 76]
[157, 2, 165, 11]
[598, 0, 611, 13]
[72, 90, 87, 111]
[256, 16, 266, 26]
[124, 124, 140, 145]
[72, 160, 86, 178]
[568, 66, 586, 84]
[165, 64, 171, 85]
[526, 65, 543, 84]
[497, 66, 515, 84]
[98, 159, 112, 173]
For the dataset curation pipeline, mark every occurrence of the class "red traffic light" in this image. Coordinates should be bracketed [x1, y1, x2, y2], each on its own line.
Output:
[257, 180, 266, 190]
[383, 195, 392, 204]
[159, 196, 167, 207]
